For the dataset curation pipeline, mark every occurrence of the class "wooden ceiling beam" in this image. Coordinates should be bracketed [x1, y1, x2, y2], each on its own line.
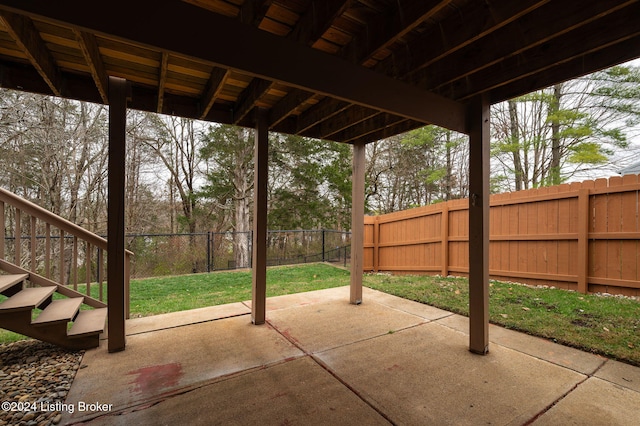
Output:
[268, 88, 313, 127]
[489, 34, 640, 104]
[199, 67, 229, 120]
[331, 113, 406, 143]
[341, 0, 452, 65]
[375, 0, 550, 80]
[157, 52, 169, 113]
[419, 0, 638, 92]
[240, 0, 274, 26]
[288, 0, 351, 46]
[304, 105, 378, 140]
[73, 29, 108, 103]
[444, 6, 640, 102]
[295, 98, 350, 133]
[349, 119, 420, 145]
[0, 0, 467, 132]
[233, 77, 273, 124]
[0, 11, 61, 96]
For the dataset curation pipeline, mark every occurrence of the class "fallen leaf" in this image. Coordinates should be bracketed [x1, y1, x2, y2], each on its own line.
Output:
[454, 290, 460, 295]
[628, 343, 634, 349]
[500, 314, 508, 318]
[603, 327, 610, 332]
[522, 307, 530, 311]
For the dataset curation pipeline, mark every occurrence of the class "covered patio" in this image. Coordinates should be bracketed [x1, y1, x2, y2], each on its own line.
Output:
[62, 287, 640, 425]
[0, 0, 637, 357]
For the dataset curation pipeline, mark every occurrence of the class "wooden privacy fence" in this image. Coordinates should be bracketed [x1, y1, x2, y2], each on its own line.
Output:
[364, 174, 640, 296]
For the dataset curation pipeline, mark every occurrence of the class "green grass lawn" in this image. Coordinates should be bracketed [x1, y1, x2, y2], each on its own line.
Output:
[1, 264, 639, 367]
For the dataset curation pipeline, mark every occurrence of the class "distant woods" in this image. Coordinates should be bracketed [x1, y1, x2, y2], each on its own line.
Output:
[0, 64, 637, 235]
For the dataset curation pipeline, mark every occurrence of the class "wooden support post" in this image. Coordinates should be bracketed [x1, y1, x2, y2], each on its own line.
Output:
[107, 76, 128, 353]
[350, 141, 365, 304]
[252, 108, 268, 324]
[467, 95, 490, 355]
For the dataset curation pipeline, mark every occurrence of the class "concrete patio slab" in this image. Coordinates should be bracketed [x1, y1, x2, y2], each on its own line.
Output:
[77, 357, 391, 426]
[436, 313, 607, 374]
[61, 286, 640, 425]
[63, 315, 302, 424]
[533, 377, 640, 426]
[315, 322, 586, 426]
[266, 297, 427, 353]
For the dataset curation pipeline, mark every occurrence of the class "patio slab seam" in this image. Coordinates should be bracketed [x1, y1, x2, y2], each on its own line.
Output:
[266, 317, 398, 425]
[124, 312, 252, 337]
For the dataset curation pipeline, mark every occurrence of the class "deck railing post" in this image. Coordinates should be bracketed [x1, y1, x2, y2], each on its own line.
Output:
[107, 76, 129, 352]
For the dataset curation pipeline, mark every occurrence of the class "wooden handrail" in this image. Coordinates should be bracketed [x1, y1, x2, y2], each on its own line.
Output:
[0, 187, 108, 249]
[0, 187, 131, 317]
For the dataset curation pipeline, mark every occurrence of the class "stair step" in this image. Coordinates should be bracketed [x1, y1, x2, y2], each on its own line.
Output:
[0, 287, 56, 312]
[0, 274, 28, 293]
[32, 297, 84, 326]
[68, 308, 107, 338]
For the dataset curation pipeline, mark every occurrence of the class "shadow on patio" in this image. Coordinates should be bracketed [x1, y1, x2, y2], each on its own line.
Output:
[63, 287, 640, 425]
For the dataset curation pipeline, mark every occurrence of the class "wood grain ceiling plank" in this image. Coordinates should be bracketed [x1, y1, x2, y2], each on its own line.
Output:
[0, 11, 61, 95]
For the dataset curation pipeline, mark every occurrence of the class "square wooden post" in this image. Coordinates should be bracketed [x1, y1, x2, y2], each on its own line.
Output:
[467, 94, 490, 355]
[350, 141, 365, 304]
[252, 108, 268, 324]
[107, 76, 128, 353]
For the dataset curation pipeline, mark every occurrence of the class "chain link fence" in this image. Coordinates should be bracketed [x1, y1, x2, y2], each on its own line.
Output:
[126, 229, 351, 278]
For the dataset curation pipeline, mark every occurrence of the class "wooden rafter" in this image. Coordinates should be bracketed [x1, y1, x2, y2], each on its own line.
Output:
[340, 0, 453, 66]
[288, 0, 351, 46]
[422, 0, 638, 94]
[446, 4, 640, 101]
[268, 88, 312, 127]
[0, 0, 466, 132]
[233, 78, 273, 124]
[73, 30, 108, 103]
[296, 98, 350, 134]
[331, 113, 405, 144]
[490, 34, 640, 104]
[305, 105, 378, 140]
[157, 52, 169, 113]
[0, 11, 61, 96]
[375, 0, 551, 79]
[200, 67, 229, 120]
[241, 0, 274, 26]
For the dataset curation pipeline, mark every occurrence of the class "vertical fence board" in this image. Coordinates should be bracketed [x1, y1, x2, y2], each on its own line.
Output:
[621, 175, 638, 294]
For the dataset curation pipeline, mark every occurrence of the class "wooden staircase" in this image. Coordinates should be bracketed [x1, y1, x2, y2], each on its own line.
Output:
[0, 273, 107, 350]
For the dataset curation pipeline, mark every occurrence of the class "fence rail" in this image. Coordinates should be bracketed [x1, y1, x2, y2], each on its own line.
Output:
[364, 174, 640, 297]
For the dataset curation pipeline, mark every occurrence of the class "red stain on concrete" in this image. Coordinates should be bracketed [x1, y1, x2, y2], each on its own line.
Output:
[128, 362, 183, 395]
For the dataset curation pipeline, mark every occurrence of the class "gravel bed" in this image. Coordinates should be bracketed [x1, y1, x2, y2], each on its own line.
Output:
[0, 340, 83, 426]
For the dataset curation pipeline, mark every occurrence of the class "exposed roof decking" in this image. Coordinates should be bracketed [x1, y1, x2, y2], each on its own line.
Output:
[0, 0, 637, 142]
